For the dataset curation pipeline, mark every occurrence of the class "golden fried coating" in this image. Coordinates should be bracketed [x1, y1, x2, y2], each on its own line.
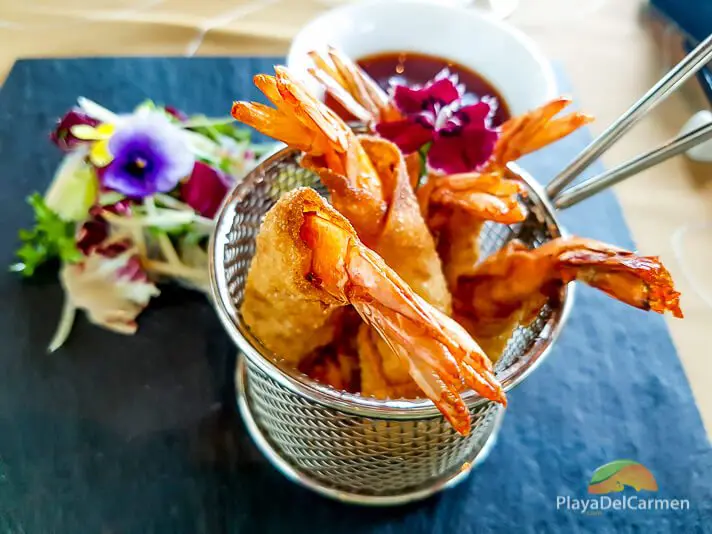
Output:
[241, 188, 345, 363]
[241, 187, 505, 435]
[454, 237, 683, 360]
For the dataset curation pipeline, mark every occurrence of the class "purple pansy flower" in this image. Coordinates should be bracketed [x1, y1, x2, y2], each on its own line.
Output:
[180, 161, 231, 218]
[375, 69, 499, 174]
[50, 108, 100, 152]
[101, 113, 194, 197]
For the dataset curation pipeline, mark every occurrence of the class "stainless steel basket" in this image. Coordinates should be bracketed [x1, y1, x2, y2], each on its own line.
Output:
[209, 38, 712, 505]
[209, 147, 573, 505]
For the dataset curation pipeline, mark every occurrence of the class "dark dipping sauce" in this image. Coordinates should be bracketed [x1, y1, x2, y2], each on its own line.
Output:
[325, 51, 511, 126]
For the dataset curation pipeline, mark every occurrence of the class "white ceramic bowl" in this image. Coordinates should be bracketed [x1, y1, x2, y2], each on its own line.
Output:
[287, 0, 557, 117]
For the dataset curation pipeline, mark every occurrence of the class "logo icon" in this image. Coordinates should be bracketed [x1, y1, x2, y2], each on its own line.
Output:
[587, 460, 658, 494]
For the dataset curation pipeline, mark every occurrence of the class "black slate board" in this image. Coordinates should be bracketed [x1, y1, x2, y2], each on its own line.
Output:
[0, 57, 710, 534]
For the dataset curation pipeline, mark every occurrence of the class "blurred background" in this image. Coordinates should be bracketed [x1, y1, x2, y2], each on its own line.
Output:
[0, 0, 710, 434]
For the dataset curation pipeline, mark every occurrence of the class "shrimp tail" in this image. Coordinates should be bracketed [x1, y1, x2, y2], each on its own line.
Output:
[453, 237, 683, 361]
[554, 240, 683, 318]
[492, 97, 594, 165]
[308, 46, 401, 123]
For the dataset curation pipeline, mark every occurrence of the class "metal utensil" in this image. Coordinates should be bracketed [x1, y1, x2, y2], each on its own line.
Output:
[546, 33, 712, 198]
[553, 120, 712, 209]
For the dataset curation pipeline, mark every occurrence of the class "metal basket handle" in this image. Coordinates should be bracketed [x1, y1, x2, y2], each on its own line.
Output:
[546, 33, 712, 211]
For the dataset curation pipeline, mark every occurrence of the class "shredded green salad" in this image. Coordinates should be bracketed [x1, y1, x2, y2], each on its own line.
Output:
[12, 97, 276, 351]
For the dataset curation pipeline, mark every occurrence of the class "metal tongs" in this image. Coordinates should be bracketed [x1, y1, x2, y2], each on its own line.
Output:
[546, 33, 712, 210]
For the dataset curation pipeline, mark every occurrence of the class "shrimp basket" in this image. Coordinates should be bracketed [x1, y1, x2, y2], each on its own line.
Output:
[209, 147, 572, 505]
[208, 35, 710, 504]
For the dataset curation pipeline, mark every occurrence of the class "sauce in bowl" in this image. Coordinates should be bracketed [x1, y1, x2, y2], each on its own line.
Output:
[325, 51, 511, 126]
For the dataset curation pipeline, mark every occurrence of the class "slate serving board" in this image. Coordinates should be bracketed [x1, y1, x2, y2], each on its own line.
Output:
[0, 57, 710, 534]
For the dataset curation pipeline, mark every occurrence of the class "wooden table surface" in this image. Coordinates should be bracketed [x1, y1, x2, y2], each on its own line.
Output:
[1, 0, 710, 434]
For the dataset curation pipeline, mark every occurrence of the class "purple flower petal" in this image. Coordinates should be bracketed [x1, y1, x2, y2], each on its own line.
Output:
[375, 118, 434, 154]
[101, 113, 194, 198]
[50, 108, 100, 152]
[378, 69, 499, 171]
[392, 69, 462, 116]
[425, 100, 498, 174]
[437, 101, 493, 135]
[428, 127, 498, 174]
[180, 161, 231, 218]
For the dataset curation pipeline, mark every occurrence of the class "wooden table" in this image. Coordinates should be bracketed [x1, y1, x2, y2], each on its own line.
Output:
[1, 0, 710, 433]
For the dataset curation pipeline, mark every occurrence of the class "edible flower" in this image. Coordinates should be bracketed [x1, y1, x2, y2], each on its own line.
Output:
[50, 108, 100, 152]
[14, 98, 263, 351]
[71, 122, 117, 167]
[375, 69, 499, 174]
[101, 113, 195, 198]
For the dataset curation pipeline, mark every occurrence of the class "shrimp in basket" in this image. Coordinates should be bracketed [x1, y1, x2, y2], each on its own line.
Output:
[453, 237, 683, 358]
[241, 188, 505, 435]
[297, 309, 362, 393]
[306, 47, 592, 171]
[233, 67, 457, 399]
[306, 48, 594, 289]
[231, 66, 450, 313]
[417, 169, 528, 288]
[418, 98, 595, 289]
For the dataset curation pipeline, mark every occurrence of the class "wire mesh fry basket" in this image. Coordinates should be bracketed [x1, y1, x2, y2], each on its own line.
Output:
[209, 148, 573, 506]
[207, 36, 711, 506]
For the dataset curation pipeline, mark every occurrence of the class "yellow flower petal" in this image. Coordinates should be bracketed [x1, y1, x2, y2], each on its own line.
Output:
[71, 123, 115, 142]
[70, 124, 101, 140]
[96, 123, 115, 139]
[90, 139, 113, 167]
